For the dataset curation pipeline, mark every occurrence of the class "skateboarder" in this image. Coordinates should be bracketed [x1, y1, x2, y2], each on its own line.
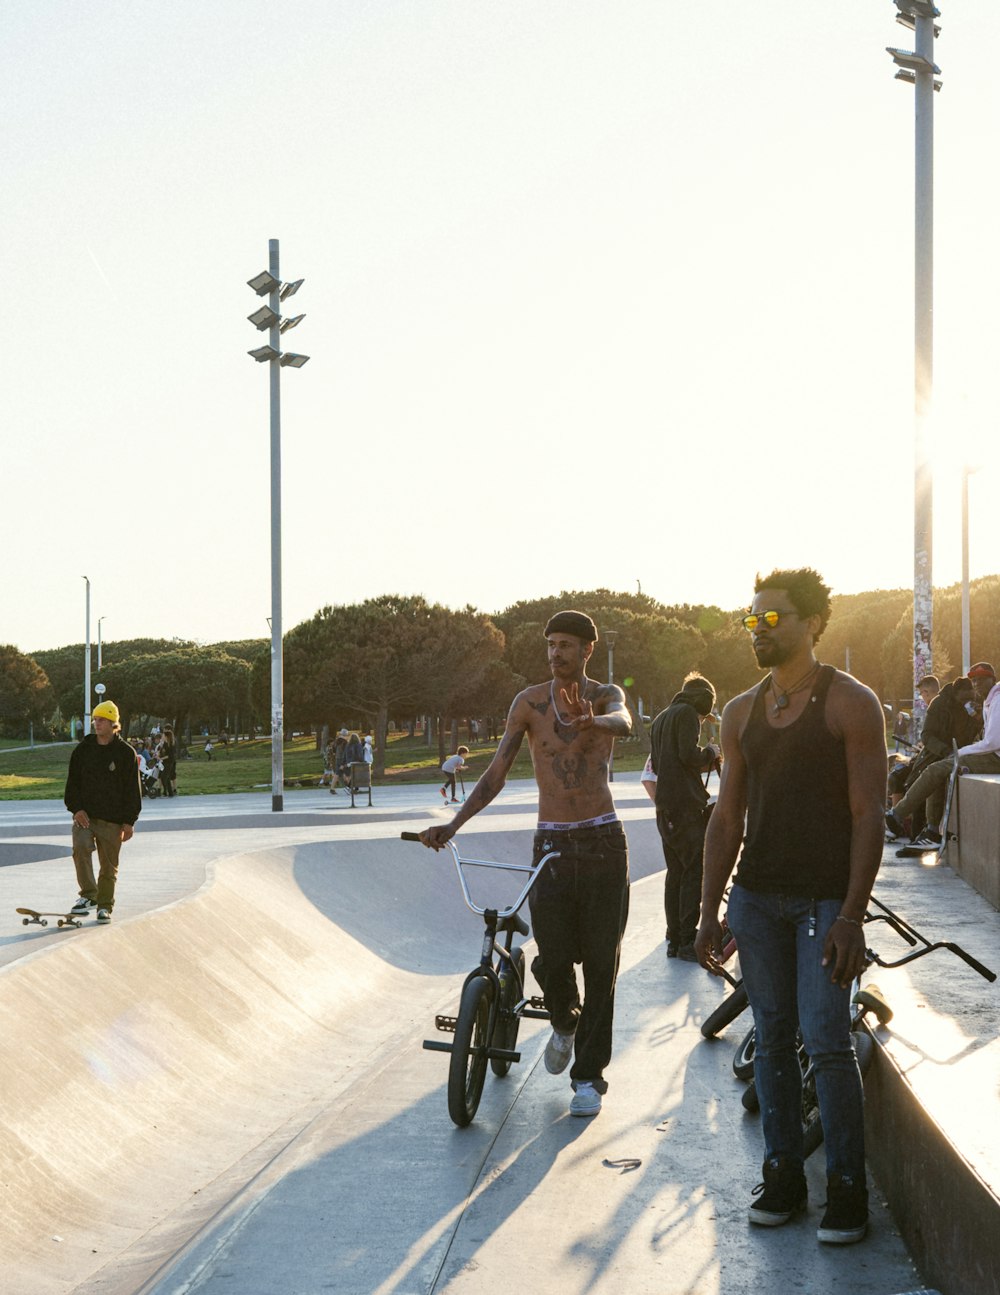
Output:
[64, 700, 142, 922]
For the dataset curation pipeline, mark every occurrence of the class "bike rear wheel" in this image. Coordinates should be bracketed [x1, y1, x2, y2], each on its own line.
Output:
[448, 975, 493, 1127]
[490, 946, 525, 1078]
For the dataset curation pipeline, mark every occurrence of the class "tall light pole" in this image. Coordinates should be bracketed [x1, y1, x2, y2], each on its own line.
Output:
[960, 464, 980, 675]
[247, 239, 309, 812]
[82, 576, 91, 736]
[97, 616, 106, 671]
[605, 630, 617, 782]
[886, 0, 942, 722]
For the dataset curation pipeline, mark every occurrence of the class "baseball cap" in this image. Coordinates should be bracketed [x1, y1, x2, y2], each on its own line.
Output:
[968, 662, 996, 680]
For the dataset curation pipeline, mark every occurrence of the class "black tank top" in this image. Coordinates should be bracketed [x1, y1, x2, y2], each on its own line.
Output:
[735, 664, 853, 899]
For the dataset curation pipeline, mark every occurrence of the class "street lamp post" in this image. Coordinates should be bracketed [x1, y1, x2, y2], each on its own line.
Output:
[97, 616, 106, 672]
[605, 630, 618, 782]
[247, 239, 309, 812]
[886, 0, 942, 723]
[960, 464, 980, 675]
[83, 576, 91, 736]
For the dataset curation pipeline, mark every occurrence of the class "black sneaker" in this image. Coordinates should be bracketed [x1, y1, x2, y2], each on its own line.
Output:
[666, 941, 678, 958]
[884, 810, 905, 838]
[677, 944, 700, 963]
[817, 1173, 868, 1244]
[748, 1157, 807, 1226]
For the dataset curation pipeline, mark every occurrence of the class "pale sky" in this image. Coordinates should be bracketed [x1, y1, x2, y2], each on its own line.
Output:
[4, 1, 998, 655]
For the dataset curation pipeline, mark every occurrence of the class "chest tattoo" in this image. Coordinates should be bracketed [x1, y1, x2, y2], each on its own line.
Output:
[528, 699, 550, 716]
[553, 752, 586, 789]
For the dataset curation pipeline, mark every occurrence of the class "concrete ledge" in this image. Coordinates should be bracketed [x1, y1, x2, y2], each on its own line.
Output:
[955, 775, 1000, 909]
[865, 1035, 1000, 1295]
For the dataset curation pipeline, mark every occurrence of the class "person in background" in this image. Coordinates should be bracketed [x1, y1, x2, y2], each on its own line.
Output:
[886, 662, 1000, 840]
[649, 673, 720, 962]
[64, 700, 142, 924]
[440, 747, 469, 803]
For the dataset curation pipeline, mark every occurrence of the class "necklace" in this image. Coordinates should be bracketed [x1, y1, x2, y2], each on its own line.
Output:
[770, 662, 820, 716]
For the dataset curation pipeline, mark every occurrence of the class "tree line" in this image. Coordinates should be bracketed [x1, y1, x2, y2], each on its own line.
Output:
[3, 578, 998, 766]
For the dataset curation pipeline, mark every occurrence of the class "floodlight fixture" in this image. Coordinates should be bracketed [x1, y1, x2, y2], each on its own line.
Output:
[886, 46, 940, 75]
[279, 278, 304, 301]
[248, 270, 281, 296]
[895, 12, 941, 36]
[894, 0, 939, 20]
[279, 352, 310, 368]
[894, 68, 942, 89]
[248, 305, 280, 330]
[248, 344, 280, 362]
[279, 313, 306, 333]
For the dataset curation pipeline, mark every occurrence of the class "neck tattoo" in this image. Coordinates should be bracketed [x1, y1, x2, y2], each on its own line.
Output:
[770, 662, 821, 716]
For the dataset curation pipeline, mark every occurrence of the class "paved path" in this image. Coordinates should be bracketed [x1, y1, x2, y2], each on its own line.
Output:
[1, 776, 994, 1293]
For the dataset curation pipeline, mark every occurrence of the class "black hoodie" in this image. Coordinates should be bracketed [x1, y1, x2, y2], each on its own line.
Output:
[649, 681, 717, 820]
[64, 732, 142, 826]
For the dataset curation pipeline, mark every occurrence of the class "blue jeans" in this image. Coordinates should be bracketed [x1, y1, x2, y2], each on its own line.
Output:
[726, 885, 865, 1178]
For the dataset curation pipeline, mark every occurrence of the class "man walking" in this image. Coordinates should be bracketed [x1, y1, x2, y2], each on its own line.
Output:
[886, 662, 999, 840]
[64, 700, 142, 923]
[649, 673, 719, 961]
[695, 569, 886, 1244]
[420, 610, 631, 1118]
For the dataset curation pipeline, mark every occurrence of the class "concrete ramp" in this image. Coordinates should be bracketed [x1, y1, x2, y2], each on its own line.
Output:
[0, 839, 473, 1295]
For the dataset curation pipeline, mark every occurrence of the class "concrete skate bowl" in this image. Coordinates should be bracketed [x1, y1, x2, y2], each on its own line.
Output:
[0, 832, 522, 1295]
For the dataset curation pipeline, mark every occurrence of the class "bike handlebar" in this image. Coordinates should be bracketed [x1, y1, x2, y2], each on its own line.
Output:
[401, 831, 557, 925]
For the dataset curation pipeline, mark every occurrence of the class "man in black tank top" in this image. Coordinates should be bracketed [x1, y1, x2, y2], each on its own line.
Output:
[694, 569, 886, 1246]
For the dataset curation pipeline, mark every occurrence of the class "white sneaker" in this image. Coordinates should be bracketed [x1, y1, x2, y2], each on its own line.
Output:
[569, 1081, 602, 1117]
[70, 897, 95, 916]
[544, 1028, 575, 1074]
[97, 909, 112, 923]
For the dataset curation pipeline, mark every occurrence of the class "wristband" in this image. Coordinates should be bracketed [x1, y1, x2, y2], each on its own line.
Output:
[835, 914, 863, 928]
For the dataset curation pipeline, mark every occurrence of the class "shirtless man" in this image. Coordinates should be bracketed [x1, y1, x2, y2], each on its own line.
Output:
[420, 609, 632, 1117]
[695, 568, 886, 1245]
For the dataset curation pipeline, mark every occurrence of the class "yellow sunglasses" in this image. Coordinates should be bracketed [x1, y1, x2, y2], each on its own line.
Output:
[741, 610, 794, 632]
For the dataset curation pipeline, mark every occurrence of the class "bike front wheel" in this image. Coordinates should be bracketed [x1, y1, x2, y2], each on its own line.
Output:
[448, 975, 493, 1127]
[732, 1025, 756, 1081]
[701, 982, 750, 1039]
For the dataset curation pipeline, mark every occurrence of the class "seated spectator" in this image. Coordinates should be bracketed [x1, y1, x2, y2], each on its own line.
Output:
[887, 663, 1000, 840]
[887, 675, 978, 830]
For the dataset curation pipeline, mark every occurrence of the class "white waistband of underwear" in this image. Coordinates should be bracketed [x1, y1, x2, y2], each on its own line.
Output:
[536, 812, 621, 831]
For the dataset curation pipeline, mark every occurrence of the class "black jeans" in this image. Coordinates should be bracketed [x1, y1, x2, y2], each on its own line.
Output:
[655, 808, 706, 948]
[528, 822, 630, 1092]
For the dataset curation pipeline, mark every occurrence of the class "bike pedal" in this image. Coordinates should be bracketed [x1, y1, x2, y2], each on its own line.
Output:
[527, 995, 546, 1010]
[434, 1015, 458, 1033]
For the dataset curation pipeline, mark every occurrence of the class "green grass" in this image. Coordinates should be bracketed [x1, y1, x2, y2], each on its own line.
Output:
[0, 730, 650, 800]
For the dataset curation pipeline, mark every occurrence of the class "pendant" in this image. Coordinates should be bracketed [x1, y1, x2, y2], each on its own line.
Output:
[773, 692, 789, 714]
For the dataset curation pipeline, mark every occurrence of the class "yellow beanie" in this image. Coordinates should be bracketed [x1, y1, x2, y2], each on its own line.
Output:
[92, 700, 120, 724]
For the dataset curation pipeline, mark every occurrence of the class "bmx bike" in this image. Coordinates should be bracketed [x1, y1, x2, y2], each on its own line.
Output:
[401, 831, 556, 1127]
[704, 894, 996, 1158]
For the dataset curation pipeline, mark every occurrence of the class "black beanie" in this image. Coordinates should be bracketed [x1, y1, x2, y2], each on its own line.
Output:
[544, 610, 598, 643]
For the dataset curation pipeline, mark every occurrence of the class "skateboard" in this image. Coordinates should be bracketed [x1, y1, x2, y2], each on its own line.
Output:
[894, 743, 960, 860]
[16, 907, 84, 929]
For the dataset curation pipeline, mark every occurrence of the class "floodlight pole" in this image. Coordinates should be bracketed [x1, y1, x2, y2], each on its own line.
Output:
[886, 1, 941, 725]
[246, 241, 309, 810]
[83, 576, 91, 736]
[267, 238, 284, 812]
